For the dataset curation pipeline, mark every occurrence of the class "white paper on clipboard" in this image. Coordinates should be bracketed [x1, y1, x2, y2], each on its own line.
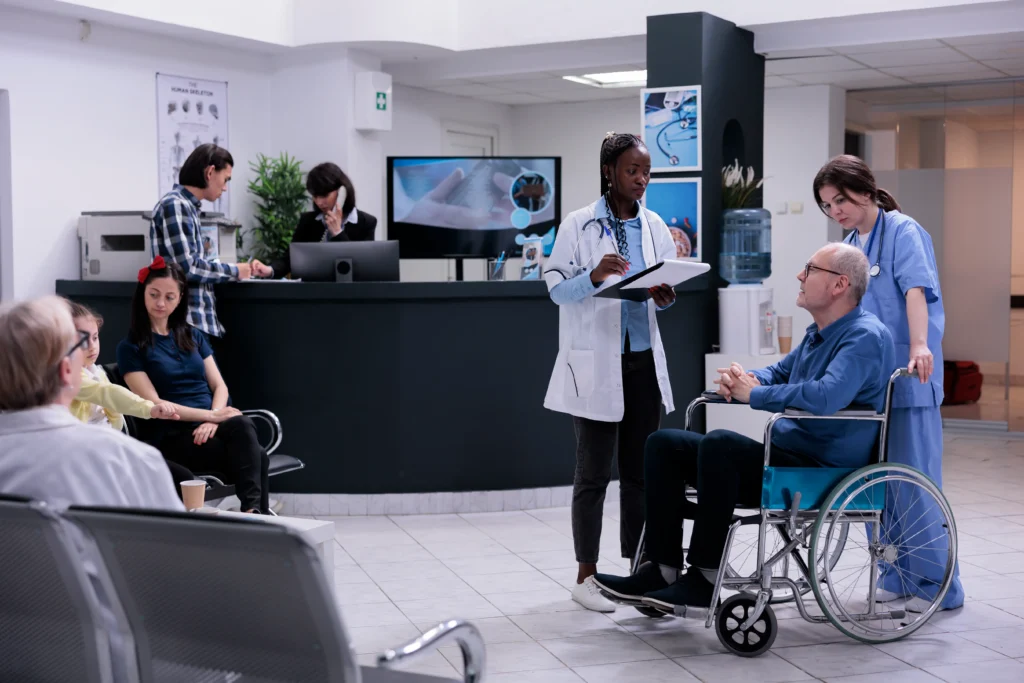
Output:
[620, 259, 710, 290]
[594, 259, 710, 301]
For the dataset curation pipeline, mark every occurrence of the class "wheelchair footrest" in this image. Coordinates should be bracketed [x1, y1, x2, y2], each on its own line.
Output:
[649, 603, 712, 621]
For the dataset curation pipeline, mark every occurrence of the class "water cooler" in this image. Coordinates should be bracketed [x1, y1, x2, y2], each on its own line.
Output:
[718, 208, 775, 355]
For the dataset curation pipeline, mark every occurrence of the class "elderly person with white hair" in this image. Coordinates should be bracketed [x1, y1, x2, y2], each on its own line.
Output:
[593, 243, 897, 613]
[0, 296, 183, 511]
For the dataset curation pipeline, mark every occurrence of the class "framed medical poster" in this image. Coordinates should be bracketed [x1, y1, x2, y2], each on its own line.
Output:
[641, 85, 701, 172]
[644, 178, 701, 261]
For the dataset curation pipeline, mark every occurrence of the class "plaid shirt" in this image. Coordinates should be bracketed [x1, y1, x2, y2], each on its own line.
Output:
[150, 185, 238, 337]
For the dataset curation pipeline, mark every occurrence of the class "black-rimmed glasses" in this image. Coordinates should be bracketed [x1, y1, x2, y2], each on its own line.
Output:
[803, 262, 843, 279]
[65, 329, 90, 359]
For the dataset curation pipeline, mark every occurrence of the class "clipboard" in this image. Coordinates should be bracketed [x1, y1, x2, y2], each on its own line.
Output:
[594, 259, 711, 301]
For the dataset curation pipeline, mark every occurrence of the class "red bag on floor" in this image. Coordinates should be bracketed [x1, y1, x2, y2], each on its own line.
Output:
[943, 361, 983, 405]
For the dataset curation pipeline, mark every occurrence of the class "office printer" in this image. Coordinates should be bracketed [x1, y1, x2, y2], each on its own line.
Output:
[78, 211, 241, 281]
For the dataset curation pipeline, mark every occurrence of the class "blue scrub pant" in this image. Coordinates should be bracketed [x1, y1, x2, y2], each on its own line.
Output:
[878, 406, 964, 609]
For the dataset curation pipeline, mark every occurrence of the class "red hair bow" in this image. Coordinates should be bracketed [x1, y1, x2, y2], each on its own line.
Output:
[138, 255, 167, 283]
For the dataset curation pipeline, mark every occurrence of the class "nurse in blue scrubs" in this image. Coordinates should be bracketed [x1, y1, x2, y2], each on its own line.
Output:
[814, 154, 963, 611]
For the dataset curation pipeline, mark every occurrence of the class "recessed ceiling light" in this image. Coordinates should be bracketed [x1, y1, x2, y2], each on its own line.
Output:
[564, 70, 647, 88]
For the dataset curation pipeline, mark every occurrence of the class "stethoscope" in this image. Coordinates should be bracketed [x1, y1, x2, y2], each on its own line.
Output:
[654, 111, 697, 166]
[567, 195, 659, 272]
[857, 209, 886, 277]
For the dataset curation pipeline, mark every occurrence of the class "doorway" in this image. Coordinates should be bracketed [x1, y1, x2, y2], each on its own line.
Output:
[441, 121, 498, 157]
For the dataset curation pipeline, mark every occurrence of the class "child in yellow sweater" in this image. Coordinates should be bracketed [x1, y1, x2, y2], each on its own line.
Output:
[68, 302, 179, 430]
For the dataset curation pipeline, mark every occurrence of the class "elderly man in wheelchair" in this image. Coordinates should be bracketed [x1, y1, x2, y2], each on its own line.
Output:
[593, 243, 958, 656]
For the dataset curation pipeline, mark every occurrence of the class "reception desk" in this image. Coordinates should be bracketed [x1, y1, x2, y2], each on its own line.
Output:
[56, 279, 711, 494]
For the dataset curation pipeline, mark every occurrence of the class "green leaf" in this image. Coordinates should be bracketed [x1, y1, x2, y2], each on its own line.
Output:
[244, 151, 308, 265]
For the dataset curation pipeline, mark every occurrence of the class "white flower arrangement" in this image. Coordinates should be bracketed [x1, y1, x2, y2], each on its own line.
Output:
[722, 159, 764, 209]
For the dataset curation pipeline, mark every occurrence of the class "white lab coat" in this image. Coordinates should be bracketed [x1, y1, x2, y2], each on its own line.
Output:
[543, 198, 676, 422]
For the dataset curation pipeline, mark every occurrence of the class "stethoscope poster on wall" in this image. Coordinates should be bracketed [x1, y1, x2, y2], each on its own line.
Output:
[641, 85, 701, 172]
[643, 177, 702, 261]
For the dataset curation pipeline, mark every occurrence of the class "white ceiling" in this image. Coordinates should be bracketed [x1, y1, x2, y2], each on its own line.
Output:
[393, 31, 1024, 106]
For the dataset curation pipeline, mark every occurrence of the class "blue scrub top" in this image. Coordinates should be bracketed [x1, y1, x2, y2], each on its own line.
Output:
[845, 210, 944, 408]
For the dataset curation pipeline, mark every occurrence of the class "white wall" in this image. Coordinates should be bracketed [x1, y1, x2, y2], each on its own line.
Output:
[43, 0, 1004, 52]
[762, 85, 846, 347]
[509, 97, 636, 220]
[0, 90, 13, 301]
[0, 6, 272, 298]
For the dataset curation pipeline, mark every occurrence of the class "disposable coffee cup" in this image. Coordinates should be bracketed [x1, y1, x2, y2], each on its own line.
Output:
[777, 316, 793, 354]
[180, 480, 206, 511]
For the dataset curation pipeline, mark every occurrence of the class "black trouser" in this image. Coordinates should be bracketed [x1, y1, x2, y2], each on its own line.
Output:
[644, 429, 820, 570]
[156, 415, 269, 513]
[571, 347, 662, 564]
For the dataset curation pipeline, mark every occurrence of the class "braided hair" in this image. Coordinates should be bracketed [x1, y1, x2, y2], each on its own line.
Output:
[600, 132, 645, 198]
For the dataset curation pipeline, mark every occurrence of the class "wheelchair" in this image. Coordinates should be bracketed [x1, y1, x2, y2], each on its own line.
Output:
[601, 368, 959, 657]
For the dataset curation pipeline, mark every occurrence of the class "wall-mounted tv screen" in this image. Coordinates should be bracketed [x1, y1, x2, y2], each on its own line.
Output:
[387, 156, 561, 259]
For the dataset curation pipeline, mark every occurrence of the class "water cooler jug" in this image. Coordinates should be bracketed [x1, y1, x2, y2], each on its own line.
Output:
[718, 208, 775, 355]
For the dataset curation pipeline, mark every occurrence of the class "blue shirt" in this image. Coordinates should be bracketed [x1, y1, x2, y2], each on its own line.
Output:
[550, 198, 671, 352]
[845, 210, 944, 408]
[116, 328, 216, 420]
[749, 307, 896, 468]
[150, 185, 239, 338]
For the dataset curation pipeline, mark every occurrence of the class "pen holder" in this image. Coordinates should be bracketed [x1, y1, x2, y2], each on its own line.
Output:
[487, 259, 507, 281]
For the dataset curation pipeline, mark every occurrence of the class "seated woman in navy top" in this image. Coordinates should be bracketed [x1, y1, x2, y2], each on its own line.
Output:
[117, 257, 269, 514]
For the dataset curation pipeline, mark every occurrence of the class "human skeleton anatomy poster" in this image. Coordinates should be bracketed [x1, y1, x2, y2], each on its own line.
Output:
[156, 73, 229, 214]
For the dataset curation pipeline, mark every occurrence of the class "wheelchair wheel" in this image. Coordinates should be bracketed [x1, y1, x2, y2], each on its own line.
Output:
[715, 593, 777, 657]
[809, 463, 957, 644]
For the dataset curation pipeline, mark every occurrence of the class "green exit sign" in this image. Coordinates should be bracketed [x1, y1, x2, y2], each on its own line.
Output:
[375, 92, 387, 111]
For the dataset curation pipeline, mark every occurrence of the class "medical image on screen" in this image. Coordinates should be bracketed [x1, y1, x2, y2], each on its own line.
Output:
[389, 157, 560, 259]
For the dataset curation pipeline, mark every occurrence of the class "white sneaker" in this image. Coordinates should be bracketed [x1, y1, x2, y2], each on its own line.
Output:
[874, 588, 907, 603]
[572, 576, 617, 613]
[904, 596, 958, 613]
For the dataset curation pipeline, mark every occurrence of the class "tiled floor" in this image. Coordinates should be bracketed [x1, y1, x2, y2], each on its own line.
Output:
[317, 433, 1024, 682]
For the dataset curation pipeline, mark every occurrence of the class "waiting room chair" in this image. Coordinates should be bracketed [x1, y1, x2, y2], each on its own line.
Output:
[0, 494, 130, 683]
[64, 506, 485, 682]
[102, 363, 305, 509]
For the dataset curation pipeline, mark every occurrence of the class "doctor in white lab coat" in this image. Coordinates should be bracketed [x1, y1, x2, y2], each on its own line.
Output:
[543, 133, 677, 612]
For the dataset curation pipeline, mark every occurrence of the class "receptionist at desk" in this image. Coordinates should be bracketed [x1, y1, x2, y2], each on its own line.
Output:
[268, 162, 378, 279]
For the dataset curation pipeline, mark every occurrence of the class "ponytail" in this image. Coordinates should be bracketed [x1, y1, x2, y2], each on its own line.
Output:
[876, 188, 901, 213]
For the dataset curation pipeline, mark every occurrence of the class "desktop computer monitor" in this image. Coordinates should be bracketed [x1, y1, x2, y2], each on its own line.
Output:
[289, 241, 400, 282]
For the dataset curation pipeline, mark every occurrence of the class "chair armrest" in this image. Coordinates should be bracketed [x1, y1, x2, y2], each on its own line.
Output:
[241, 409, 283, 454]
[378, 619, 484, 683]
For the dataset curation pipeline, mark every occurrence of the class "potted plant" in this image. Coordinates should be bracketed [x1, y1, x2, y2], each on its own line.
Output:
[245, 152, 306, 268]
[720, 160, 771, 285]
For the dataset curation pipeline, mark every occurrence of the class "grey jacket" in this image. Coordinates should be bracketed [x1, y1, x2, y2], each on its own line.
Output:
[0, 405, 183, 511]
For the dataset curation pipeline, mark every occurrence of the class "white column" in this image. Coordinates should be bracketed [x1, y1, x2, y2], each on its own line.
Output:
[761, 85, 846, 348]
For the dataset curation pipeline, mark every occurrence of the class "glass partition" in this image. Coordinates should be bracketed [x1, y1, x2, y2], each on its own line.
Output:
[850, 81, 1017, 430]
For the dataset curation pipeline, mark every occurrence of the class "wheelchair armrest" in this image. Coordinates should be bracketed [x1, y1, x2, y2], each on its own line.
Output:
[700, 390, 729, 403]
[240, 409, 283, 455]
[378, 619, 485, 683]
[783, 405, 881, 418]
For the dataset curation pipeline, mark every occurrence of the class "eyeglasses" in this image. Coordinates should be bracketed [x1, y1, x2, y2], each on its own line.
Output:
[65, 329, 90, 359]
[803, 262, 844, 280]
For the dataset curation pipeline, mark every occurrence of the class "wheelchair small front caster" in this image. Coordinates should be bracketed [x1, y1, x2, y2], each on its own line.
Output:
[634, 605, 666, 619]
[715, 593, 777, 657]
